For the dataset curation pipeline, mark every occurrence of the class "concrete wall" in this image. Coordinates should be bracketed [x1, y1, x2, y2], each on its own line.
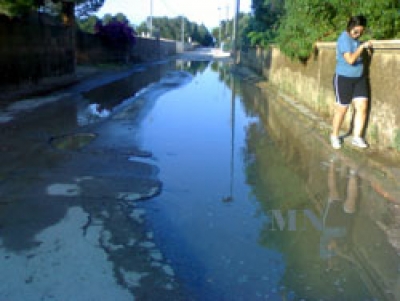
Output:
[176, 41, 194, 54]
[130, 37, 178, 62]
[77, 33, 184, 65]
[0, 11, 190, 89]
[239, 41, 400, 152]
[0, 13, 75, 88]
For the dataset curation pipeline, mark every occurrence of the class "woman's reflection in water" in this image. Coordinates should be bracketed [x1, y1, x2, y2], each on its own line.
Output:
[320, 157, 359, 271]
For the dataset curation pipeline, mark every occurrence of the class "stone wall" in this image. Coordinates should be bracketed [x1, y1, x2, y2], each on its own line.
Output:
[239, 41, 400, 152]
[0, 12, 186, 98]
[77, 33, 182, 65]
[130, 37, 178, 62]
[0, 13, 75, 88]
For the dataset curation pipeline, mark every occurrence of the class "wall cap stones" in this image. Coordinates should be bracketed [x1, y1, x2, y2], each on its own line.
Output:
[316, 40, 400, 50]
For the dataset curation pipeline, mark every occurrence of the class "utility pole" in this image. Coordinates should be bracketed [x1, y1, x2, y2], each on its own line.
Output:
[218, 7, 222, 48]
[229, 75, 236, 202]
[226, 5, 229, 38]
[149, 0, 153, 37]
[181, 16, 185, 52]
[233, 0, 240, 60]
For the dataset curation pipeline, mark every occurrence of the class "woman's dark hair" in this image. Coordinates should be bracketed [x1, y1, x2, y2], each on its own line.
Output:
[347, 15, 367, 32]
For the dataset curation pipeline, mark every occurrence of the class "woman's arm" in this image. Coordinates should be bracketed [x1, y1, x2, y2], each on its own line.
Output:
[343, 40, 373, 65]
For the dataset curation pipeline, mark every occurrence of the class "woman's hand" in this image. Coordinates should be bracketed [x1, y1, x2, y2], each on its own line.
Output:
[344, 40, 373, 64]
[363, 40, 373, 49]
[363, 40, 373, 56]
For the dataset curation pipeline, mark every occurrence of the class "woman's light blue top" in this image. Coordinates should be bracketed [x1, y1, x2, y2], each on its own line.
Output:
[336, 31, 363, 77]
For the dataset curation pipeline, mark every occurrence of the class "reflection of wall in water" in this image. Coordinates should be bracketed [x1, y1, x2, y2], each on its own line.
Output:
[77, 34, 181, 64]
[83, 63, 175, 109]
[240, 84, 400, 300]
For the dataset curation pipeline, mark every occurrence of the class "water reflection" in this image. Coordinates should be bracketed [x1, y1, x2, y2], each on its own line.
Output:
[82, 63, 173, 110]
[322, 158, 358, 264]
[43, 58, 394, 300]
[177, 60, 210, 75]
[139, 61, 400, 300]
[241, 78, 400, 300]
[76, 62, 178, 126]
[50, 133, 97, 151]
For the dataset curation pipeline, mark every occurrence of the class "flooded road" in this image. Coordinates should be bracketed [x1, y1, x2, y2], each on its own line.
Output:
[139, 61, 400, 300]
[1, 53, 400, 301]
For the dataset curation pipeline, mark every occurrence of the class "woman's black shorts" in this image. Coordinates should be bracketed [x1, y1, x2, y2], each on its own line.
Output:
[333, 74, 368, 106]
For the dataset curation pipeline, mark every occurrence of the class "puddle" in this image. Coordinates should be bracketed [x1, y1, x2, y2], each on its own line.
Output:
[50, 133, 97, 151]
[46, 183, 81, 197]
[82, 63, 175, 111]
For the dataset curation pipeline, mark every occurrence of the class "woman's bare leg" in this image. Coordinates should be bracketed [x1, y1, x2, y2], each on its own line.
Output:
[352, 98, 368, 138]
[332, 104, 349, 137]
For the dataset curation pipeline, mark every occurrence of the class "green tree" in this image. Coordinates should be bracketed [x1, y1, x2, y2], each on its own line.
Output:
[76, 14, 99, 33]
[212, 12, 252, 50]
[277, 0, 400, 61]
[238, 13, 252, 48]
[212, 27, 219, 43]
[101, 13, 114, 25]
[248, 0, 400, 61]
[136, 22, 149, 37]
[114, 12, 128, 23]
[0, 0, 104, 18]
[191, 24, 200, 43]
[246, 0, 283, 47]
[0, 0, 41, 17]
[198, 24, 213, 46]
[75, 0, 105, 18]
[135, 16, 213, 46]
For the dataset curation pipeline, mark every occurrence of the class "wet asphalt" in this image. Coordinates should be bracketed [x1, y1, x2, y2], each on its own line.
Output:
[0, 57, 200, 300]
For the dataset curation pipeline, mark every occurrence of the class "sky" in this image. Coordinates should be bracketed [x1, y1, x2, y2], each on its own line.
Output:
[96, 0, 252, 29]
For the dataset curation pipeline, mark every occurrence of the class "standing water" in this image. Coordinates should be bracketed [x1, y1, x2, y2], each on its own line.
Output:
[0, 56, 399, 301]
[139, 60, 400, 301]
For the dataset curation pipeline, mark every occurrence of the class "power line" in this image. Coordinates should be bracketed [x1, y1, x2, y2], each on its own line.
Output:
[106, 0, 131, 13]
[158, 0, 179, 17]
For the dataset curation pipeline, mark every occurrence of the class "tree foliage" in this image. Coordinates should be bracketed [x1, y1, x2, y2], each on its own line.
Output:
[136, 16, 214, 47]
[249, 0, 400, 61]
[76, 14, 99, 33]
[94, 16, 136, 49]
[0, 0, 40, 17]
[211, 12, 252, 51]
[238, 13, 252, 47]
[247, 0, 283, 47]
[0, 0, 104, 18]
[75, 0, 104, 18]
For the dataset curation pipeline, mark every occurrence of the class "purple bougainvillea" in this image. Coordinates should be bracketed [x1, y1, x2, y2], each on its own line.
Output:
[95, 18, 136, 49]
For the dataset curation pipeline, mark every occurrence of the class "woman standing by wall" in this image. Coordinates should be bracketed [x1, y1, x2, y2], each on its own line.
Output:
[331, 15, 373, 149]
